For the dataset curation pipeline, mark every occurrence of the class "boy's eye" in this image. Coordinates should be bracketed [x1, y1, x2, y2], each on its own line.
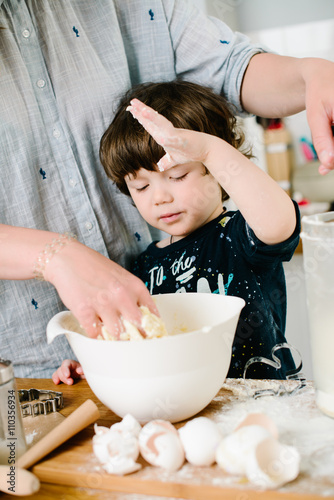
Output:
[171, 173, 188, 181]
[136, 184, 148, 192]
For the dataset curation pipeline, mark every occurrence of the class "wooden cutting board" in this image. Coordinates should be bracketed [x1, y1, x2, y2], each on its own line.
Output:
[17, 378, 334, 500]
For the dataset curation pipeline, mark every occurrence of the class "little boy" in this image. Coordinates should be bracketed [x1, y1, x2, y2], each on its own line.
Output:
[53, 81, 300, 384]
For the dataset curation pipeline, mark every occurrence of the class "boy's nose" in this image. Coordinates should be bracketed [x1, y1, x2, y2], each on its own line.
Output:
[153, 186, 173, 204]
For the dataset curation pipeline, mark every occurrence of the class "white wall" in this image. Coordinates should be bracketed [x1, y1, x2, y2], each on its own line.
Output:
[234, 0, 334, 32]
[204, 0, 334, 31]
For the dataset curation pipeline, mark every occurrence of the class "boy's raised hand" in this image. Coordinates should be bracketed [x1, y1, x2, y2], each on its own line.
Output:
[127, 98, 208, 171]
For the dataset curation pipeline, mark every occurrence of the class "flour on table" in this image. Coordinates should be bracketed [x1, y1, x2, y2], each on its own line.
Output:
[203, 379, 334, 483]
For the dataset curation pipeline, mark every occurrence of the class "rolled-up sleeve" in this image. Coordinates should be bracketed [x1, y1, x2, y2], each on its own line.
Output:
[163, 0, 266, 114]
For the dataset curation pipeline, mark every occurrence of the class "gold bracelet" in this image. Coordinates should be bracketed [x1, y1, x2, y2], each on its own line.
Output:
[33, 232, 77, 281]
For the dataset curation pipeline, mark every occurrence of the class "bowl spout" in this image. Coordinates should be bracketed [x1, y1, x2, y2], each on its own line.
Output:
[46, 311, 87, 344]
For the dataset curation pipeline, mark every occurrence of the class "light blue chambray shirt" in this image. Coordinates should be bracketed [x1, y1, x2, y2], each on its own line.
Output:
[0, 0, 264, 377]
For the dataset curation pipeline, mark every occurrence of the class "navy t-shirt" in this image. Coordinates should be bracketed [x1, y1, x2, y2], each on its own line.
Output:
[131, 202, 300, 379]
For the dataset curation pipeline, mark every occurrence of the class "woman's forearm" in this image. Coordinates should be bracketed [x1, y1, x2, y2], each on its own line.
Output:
[0, 223, 157, 338]
[0, 224, 59, 280]
[241, 53, 306, 117]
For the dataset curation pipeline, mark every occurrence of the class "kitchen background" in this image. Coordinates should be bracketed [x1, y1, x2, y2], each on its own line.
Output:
[194, 0, 334, 378]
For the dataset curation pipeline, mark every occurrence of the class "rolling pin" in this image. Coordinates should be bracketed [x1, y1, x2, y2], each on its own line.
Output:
[0, 399, 100, 496]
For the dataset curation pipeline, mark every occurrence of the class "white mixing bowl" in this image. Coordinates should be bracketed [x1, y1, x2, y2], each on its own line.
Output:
[47, 293, 244, 423]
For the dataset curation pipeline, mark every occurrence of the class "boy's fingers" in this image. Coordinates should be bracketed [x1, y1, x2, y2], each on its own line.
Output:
[52, 372, 60, 385]
[157, 152, 176, 171]
[128, 108, 167, 141]
[127, 99, 174, 143]
[63, 365, 71, 378]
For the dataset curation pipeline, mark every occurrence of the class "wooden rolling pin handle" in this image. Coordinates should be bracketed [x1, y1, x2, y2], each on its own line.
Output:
[17, 399, 100, 470]
[0, 466, 40, 496]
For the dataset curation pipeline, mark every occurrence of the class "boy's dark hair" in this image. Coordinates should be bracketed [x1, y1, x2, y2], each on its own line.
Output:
[100, 80, 252, 200]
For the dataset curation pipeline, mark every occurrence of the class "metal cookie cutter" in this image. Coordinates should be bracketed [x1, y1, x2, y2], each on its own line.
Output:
[19, 388, 64, 417]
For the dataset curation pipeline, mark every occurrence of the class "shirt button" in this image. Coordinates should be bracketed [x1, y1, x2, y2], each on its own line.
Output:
[36, 79, 46, 88]
[22, 29, 31, 38]
[69, 178, 77, 187]
[85, 221, 93, 231]
[53, 128, 61, 139]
